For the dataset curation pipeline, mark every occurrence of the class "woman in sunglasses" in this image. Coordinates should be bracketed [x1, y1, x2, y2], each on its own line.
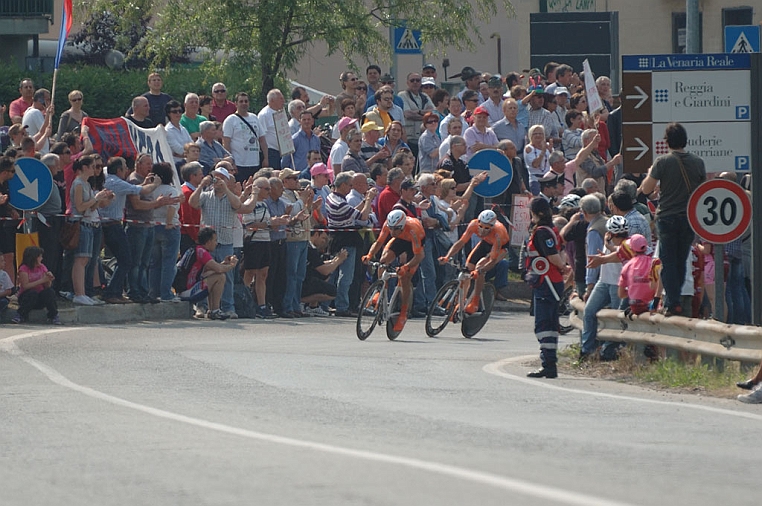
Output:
[56, 90, 88, 140]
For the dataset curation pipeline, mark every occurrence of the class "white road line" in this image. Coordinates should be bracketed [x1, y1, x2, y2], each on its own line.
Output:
[1, 329, 638, 506]
[484, 356, 762, 421]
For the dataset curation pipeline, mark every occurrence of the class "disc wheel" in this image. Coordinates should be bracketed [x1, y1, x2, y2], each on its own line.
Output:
[461, 283, 496, 338]
[385, 288, 404, 341]
[425, 280, 459, 337]
[356, 280, 384, 340]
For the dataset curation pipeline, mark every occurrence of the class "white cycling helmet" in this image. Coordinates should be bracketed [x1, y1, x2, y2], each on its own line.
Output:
[386, 209, 407, 229]
[606, 215, 629, 235]
[559, 194, 581, 209]
[478, 209, 497, 226]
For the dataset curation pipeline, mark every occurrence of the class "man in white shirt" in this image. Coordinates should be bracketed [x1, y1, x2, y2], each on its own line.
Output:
[258, 89, 286, 170]
[329, 117, 357, 176]
[483, 75, 505, 125]
[222, 92, 268, 182]
[22, 88, 53, 154]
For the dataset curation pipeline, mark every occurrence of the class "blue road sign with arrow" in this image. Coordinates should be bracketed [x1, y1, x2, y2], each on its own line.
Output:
[9, 157, 54, 211]
[467, 149, 513, 198]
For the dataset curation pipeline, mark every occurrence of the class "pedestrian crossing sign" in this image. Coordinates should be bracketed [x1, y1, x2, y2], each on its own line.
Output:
[393, 24, 422, 54]
[724, 25, 760, 54]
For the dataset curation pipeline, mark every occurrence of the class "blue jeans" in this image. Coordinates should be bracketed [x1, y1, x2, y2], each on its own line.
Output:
[333, 246, 356, 312]
[85, 225, 102, 297]
[150, 226, 181, 300]
[212, 242, 235, 313]
[726, 258, 750, 325]
[414, 235, 437, 311]
[656, 214, 694, 311]
[486, 259, 509, 290]
[581, 282, 621, 356]
[102, 223, 132, 299]
[284, 241, 308, 313]
[534, 280, 564, 371]
[126, 225, 154, 300]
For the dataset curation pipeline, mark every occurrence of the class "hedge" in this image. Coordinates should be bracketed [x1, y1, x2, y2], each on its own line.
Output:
[0, 62, 264, 122]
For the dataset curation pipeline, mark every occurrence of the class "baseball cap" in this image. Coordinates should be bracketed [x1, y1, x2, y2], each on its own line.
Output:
[422, 63, 436, 71]
[400, 179, 418, 190]
[538, 171, 562, 186]
[380, 73, 395, 83]
[278, 167, 300, 180]
[554, 86, 571, 97]
[487, 75, 503, 87]
[310, 163, 331, 177]
[473, 106, 489, 116]
[337, 116, 358, 132]
[213, 167, 232, 180]
[361, 121, 384, 133]
[629, 234, 648, 253]
[421, 77, 436, 87]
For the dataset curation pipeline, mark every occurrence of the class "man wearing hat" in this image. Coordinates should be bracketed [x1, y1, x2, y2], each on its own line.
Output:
[364, 74, 404, 112]
[553, 86, 570, 124]
[310, 162, 332, 217]
[457, 66, 485, 105]
[189, 164, 255, 317]
[329, 116, 358, 175]
[526, 88, 556, 139]
[420, 77, 437, 100]
[359, 121, 389, 165]
[282, 109, 321, 178]
[399, 72, 435, 158]
[422, 63, 437, 80]
[464, 106, 498, 161]
[537, 170, 563, 205]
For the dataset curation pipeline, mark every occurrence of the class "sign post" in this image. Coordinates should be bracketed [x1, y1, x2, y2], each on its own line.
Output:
[621, 53, 752, 174]
[687, 179, 752, 323]
[467, 149, 513, 198]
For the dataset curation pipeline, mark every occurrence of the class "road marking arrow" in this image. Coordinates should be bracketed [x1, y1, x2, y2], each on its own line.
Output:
[625, 85, 649, 109]
[14, 164, 39, 202]
[625, 137, 649, 161]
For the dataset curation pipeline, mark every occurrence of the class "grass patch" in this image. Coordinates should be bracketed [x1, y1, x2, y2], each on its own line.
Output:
[558, 344, 748, 398]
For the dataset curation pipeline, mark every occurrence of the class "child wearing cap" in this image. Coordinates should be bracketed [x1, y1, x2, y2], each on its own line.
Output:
[618, 234, 660, 316]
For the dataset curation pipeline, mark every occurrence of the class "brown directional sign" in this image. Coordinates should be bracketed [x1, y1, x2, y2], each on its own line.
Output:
[621, 72, 652, 122]
[622, 123, 652, 174]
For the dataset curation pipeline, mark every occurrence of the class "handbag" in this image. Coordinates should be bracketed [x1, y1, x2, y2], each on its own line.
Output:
[60, 221, 81, 250]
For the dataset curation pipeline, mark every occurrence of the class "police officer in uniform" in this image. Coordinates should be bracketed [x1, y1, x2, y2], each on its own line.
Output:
[525, 197, 568, 378]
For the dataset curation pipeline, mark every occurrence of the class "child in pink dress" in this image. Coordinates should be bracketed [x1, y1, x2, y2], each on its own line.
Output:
[618, 234, 659, 316]
[12, 246, 61, 325]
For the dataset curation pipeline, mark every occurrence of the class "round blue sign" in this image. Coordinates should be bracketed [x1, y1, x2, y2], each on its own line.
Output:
[467, 149, 513, 198]
[9, 157, 54, 211]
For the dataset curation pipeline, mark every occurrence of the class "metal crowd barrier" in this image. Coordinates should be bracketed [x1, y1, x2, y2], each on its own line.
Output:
[569, 297, 762, 363]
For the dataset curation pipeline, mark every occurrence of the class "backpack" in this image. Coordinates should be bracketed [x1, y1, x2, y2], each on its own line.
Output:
[173, 245, 198, 294]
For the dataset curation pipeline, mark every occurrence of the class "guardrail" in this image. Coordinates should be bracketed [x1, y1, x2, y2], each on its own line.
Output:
[569, 297, 762, 363]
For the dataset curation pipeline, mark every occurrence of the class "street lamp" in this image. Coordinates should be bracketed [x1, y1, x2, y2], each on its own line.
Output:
[490, 33, 501, 75]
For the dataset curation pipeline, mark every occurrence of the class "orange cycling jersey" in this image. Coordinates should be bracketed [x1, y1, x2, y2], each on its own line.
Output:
[462, 219, 510, 261]
[377, 218, 425, 256]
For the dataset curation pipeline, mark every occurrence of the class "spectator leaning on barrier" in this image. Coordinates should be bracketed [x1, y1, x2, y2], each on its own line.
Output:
[326, 171, 378, 317]
[189, 166, 245, 317]
[100, 156, 162, 304]
[638, 123, 706, 317]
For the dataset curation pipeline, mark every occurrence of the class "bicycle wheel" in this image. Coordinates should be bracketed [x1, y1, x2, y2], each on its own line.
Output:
[462, 283, 495, 338]
[425, 280, 459, 337]
[357, 280, 384, 340]
[558, 286, 574, 335]
[385, 287, 404, 341]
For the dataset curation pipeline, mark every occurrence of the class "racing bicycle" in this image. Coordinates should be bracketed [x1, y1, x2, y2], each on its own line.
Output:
[425, 262, 495, 338]
[356, 262, 408, 341]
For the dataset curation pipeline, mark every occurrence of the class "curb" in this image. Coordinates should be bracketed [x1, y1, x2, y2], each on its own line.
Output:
[22, 301, 192, 325]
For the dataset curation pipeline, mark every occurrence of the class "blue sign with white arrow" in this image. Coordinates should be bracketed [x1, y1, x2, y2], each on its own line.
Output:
[9, 157, 54, 211]
[467, 149, 513, 198]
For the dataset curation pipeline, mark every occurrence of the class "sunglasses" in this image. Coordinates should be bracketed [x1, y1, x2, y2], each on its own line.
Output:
[409, 78, 421, 83]
[213, 89, 226, 93]
[170, 109, 182, 114]
[357, 87, 367, 91]
[478, 224, 493, 230]
[465, 99, 478, 102]
[71, 97, 83, 102]
[426, 120, 438, 124]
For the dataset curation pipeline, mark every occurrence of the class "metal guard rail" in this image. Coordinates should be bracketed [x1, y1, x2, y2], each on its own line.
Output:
[569, 297, 762, 363]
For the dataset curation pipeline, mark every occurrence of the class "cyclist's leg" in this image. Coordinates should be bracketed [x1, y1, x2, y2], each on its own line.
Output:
[465, 241, 492, 312]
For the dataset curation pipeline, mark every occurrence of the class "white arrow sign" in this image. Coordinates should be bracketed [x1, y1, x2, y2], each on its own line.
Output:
[488, 162, 509, 184]
[625, 85, 649, 109]
[14, 164, 39, 202]
[626, 137, 649, 161]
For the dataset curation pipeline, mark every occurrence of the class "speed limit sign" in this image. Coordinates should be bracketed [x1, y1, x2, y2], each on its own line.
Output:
[687, 179, 751, 244]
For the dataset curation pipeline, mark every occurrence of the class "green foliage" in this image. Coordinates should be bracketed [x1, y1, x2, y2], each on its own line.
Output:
[636, 357, 746, 390]
[76, 0, 515, 105]
[0, 62, 263, 121]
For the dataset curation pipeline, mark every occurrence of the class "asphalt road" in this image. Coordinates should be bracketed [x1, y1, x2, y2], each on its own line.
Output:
[0, 314, 758, 506]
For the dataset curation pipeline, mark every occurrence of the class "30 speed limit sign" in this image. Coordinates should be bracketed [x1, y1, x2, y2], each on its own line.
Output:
[687, 179, 751, 244]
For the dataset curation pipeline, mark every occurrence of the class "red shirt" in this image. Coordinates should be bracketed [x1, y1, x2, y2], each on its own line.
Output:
[377, 186, 401, 225]
[212, 101, 237, 123]
[597, 120, 611, 160]
[179, 183, 201, 241]
[9, 97, 33, 120]
[187, 245, 213, 289]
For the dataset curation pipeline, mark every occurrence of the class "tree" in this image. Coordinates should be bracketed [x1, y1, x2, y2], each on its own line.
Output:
[78, 0, 515, 105]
